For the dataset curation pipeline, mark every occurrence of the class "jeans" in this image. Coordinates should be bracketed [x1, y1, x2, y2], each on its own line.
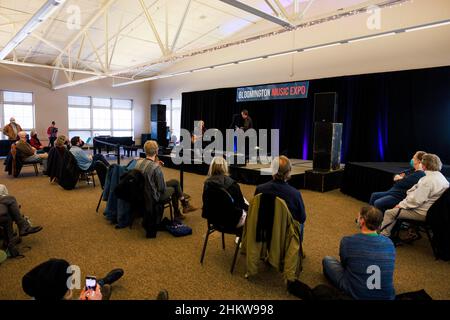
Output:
[159, 179, 183, 211]
[369, 191, 402, 214]
[322, 256, 351, 296]
[0, 196, 27, 229]
[88, 154, 110, 171]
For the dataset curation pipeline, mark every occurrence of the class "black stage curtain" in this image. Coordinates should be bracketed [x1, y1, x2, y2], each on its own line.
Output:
[181, 66, 450, 163]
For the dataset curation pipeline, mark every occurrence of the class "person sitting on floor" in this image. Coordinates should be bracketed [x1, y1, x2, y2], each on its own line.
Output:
[255, 156, 306, 224]
[69, 136, 110, 172]
[135, 140, 196, 221]
[29, 129, 49, 153]
[203, 157, 249, 228]
[22, 259, 124, 300]
[16, 131, 48, 172]
[322, 206, 396, 300]
[369, 151, 426, 214]
[380, 153, 449, 238]
[0, 184, 43, 238]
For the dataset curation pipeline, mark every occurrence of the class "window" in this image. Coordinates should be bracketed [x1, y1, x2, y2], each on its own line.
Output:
[160, 98, 181, 142]
[1, 90, 35, 139]
[68, 96, 133, 141]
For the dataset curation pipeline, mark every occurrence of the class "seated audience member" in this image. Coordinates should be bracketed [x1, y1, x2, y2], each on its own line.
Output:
[322, 206, 396, 300]
[55, 135, 69, 150]
[380, 153, 449, 237]
[203, 157, 248, 228]
[255, 156, 306, 224]
[0, 184, 43, 237]
[369, 151, 426, 213]
[69, 136, 110, 171]
[22, 259, 124, 300]
[135, 140, 196, 220]
[29, 129, 48, 153]
[16, 131, 48, 172]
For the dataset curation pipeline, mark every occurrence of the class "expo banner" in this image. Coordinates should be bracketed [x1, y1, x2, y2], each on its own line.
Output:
[236, 81, 309, 102]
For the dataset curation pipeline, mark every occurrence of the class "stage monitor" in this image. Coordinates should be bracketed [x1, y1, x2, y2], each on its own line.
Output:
[314, 92, 338, 123]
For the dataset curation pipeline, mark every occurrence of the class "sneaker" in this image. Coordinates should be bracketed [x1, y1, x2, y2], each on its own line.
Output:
[98, 269, 124, 286]
[19, 226, 43, 237]
[156, 289, 169, 300]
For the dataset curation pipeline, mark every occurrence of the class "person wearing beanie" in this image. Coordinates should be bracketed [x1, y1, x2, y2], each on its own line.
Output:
[22, 259, 124, 300]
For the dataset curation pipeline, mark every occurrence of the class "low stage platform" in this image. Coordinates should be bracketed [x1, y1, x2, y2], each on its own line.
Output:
[341, 162, 450, 203]
[157, 153, 344, 191]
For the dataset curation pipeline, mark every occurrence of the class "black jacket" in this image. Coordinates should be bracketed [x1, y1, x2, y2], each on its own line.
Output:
[47, 147, 67, 182]
[427, 188, 450, 261]
[202, 175, 248, 229]
[58, 150, 81, 190]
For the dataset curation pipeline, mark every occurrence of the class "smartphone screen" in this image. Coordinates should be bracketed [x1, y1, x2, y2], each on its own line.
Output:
[85, 276, 97, 291]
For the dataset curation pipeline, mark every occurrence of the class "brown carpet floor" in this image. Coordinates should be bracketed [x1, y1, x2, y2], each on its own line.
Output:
[1, 164, 449, 300]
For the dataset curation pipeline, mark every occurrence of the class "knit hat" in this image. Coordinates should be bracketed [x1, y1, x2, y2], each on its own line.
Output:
[22, 259, 71, 300]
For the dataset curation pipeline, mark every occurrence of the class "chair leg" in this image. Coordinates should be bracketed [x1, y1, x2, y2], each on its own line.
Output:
[231, 236, 241, 274]
[34, 164, 38, 176]
[169, 203, 173, 222]
[91, 173, 96, 187]
[222, 232, 225, 250]
[425, 227, 438, 259]
[96, 191, 103, 213]
[200, 229, 212, 264]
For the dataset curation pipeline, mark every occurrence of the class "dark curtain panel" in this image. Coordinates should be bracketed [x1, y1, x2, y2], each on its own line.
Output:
[181, 66, 450, 163]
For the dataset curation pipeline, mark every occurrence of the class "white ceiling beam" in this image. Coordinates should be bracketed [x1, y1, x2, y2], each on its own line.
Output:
[51, 0, 116, 66]
[108, 14, 125, 69]
[219, 0, 293, 28]
[30, 33, 100, 73]
[0, 58, 104, 75]
[139, 0, 168, 55]
[86, 32, 107, 73]
[171, 0, 191, 51]
[105, 10, 109, 73]
[272, 0, 294, 23]
[298, 0, 315, 21]
[264, 0, 279, 17]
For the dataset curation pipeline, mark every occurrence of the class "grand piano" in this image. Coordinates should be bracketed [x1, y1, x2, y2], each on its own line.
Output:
[93, 136, 135, 155]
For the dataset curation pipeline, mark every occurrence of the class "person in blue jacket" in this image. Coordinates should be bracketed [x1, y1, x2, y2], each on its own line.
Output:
[369, 151, 426, 214]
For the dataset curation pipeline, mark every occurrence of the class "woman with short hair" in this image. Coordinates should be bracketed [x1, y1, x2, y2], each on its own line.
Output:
[203, 157, 248, 228]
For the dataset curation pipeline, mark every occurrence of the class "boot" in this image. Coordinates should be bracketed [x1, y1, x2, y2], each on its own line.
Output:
[18, 216, 43, 237]
[181, 199, 197, 214]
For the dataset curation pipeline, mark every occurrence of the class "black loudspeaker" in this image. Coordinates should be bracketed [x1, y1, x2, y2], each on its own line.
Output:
[151, 104, 166, 122]
[151, 121, 168, 147]
[314, 92, 338, 122]
[141, 134, 152, 145]
[313, 123, 343, 171]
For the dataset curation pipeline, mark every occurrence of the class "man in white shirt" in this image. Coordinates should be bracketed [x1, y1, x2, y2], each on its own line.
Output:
[380, 153, 449, 237]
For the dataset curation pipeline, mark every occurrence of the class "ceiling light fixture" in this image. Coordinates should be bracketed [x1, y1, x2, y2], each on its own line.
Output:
[0, 0, 66, 60]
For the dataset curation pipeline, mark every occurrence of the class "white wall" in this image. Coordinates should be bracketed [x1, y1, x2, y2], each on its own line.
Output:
[148, 0, 450, 102]
[0, 67, 151, 144]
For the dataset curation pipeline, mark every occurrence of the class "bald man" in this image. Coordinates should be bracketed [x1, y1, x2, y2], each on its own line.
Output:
[2, 117, 22, 141]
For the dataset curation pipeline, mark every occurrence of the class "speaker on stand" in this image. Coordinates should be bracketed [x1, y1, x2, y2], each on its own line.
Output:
[150, 104, 168, 148]
[306, 92, 344, 192]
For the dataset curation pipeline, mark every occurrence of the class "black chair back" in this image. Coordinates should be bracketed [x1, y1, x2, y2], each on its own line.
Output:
[202, 186, 240, 233]
[94, 161, 108, 189]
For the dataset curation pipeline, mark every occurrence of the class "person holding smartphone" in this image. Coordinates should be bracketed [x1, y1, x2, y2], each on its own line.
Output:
[22, 259, 124, 300]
